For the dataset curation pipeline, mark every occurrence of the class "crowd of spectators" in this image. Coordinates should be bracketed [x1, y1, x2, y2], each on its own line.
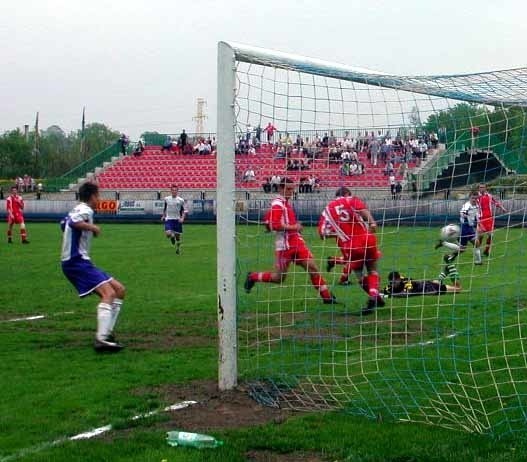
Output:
[15, 175, 36, 192]
[261, 174, 320, 194]
[161, 130, 217, 155]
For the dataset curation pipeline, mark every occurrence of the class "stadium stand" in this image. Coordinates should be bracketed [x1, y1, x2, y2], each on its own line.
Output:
[96, 144, 409, 191]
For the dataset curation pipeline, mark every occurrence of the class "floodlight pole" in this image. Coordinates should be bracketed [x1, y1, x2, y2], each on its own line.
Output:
[217, 41, 237, 390]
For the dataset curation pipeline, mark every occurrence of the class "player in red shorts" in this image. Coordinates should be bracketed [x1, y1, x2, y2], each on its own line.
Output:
[318, 186, 384, 315]
[244, 178, 337, 304]
[6, 186, 29, 244]
[477, 183, 507, 257]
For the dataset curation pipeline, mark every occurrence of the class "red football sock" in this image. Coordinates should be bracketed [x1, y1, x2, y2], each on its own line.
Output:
[310, 273, 331, 299]
[359, 276, 369, 294]
[253, 272, 273, 283]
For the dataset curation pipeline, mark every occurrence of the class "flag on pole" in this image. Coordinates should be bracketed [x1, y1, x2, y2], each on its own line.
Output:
[80, 106, 86, 158]
[34, 111, 40, 154]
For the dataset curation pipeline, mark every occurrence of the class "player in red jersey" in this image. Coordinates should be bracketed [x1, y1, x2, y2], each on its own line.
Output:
[6, 186, 29, 244]
[244, 178, 337, 304]
[318, 187, 384, 314]
[477, 183, 507, 256]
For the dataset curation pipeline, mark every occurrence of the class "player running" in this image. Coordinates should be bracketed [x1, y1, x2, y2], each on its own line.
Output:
[61, 182, 126, 352]
[162, 185, 187, 254]
[244, 178, 337, 304]
[459, 191, 482, 265]
[477, 183, 507, 257]
[6, 186, 29, 244]
[319, 186, 384, 315]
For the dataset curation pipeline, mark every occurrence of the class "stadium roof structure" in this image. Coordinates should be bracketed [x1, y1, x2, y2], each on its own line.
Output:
[227, 42, 527, 108]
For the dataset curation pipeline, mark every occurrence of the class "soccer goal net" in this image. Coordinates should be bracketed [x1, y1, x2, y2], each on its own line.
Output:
[216, 41, 527, 438]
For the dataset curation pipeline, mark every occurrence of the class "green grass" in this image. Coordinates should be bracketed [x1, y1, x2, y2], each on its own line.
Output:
[1, 223, 527, 461]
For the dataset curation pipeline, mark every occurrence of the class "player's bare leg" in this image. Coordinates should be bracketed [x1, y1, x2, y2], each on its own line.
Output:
[165, 230, 176, 246]
[7, 223, 13, 243]
[20, 223, 29, 244]
[244, 269, 286, 292]
[484, 233, 492, 256]
[175, 232, 182, 254]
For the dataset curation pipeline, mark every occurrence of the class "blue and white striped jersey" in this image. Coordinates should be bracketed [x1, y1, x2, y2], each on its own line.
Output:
[61, 203, 94, 261]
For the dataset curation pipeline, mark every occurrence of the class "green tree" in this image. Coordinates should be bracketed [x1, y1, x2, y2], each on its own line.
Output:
[0, 129, 34, 179]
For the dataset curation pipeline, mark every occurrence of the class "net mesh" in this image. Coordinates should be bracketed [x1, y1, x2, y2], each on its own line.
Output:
[225, 44, 527, 437]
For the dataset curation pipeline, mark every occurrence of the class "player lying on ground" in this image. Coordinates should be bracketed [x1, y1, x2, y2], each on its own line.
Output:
[383, 270, 461, 297]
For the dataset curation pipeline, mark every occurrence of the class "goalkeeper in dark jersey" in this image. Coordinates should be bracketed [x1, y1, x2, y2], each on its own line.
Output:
[383, 271, 461, 297]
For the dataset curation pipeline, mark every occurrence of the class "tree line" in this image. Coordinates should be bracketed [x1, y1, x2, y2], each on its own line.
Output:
[0, 123, 121, 180]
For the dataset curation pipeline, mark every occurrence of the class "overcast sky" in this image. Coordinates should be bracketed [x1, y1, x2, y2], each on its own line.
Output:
[1, 0, 525, 139]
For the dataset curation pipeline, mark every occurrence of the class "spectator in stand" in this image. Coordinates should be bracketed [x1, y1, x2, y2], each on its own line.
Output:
[194, 139, 209, 155]
[264, 122, 277, 144]
[313, 177, 321, 193]
[308, 175, 316, 193]
[283, 132, 293, 153]
[389, 174, 396, 199]
[133, 138, 145, 156]
[430, 132, 439, 149]
[118, 133, 129, 155]
[395, 182, 403, 200]
[349, 161, 360, 176]
[322, 133, 329, 147]
[380, 141, 390, 165]
[237, 137, 248, 155]
[248, 145, 256, 156]
[262, 177, 272, 193]
[370, 139, 380, 166]
[418, 139, 428, 161]
[178, 130, 188, 150]
[23, 175, 30, 192]
[275, 145, 286, 159]
[358, 161, 365, 175]
[255, 126, 262, 146]
[243, 167, 256, 182]
[161, 136, 173, 153]
[245, 124, 253, 143]
[270, 174, 281, 192]
[384, 161, 394, 176]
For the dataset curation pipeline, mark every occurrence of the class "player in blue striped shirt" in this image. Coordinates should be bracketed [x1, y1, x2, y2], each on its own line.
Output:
[61, 182, 126, 352]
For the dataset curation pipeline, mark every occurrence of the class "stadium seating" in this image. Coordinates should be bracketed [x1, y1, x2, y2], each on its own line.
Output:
[96, 145, 408, 190]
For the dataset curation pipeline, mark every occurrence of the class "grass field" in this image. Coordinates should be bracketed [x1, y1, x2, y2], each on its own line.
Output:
[1, 222, 527, 462]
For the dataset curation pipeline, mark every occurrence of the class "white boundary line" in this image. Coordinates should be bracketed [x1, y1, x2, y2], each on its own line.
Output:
[0, 311, 75, 323]
[0, 400, 197, 462]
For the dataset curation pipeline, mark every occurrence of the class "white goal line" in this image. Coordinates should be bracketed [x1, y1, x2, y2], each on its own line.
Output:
[0, 400, 197, 462]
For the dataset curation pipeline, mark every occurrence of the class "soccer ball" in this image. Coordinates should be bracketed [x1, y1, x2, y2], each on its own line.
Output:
[440, 224, 460, 242]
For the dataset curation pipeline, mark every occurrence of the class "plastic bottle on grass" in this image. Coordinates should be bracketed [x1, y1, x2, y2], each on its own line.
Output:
[166, 431, 223, 449]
